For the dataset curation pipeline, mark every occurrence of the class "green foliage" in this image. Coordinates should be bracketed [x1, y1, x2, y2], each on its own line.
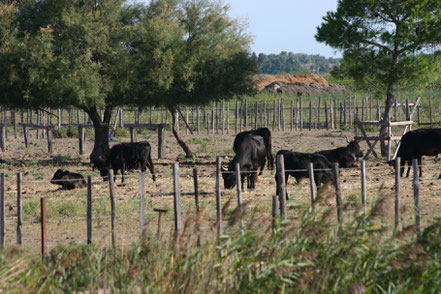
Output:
[53, 127, 78, 139]
[257, 52, 341, 75]
[131, 0, 257, 107]
[316, 0, 441, 95]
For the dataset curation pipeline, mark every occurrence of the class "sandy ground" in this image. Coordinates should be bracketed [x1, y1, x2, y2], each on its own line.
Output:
[1, 127, 441, 253]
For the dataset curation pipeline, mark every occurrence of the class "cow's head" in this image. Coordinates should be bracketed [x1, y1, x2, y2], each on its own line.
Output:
[93, 156, 109, 180]
[221, 165, 236, 189]
[51, 169, 67, 185]
[344, 135, 363, 158]
[348, 140, 364, 158]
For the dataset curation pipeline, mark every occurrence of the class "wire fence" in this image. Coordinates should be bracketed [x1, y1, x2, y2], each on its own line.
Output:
[1, 157, 441, 254]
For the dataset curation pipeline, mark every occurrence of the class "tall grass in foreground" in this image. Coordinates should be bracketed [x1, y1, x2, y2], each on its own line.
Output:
[1, 189, 441, 293]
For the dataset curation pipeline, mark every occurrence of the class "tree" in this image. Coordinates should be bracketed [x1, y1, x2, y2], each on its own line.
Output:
[129, 0, 257, 158]
[1, 0, 256, 160]
[316, 0, 441, 155]
[1, 0, 138, 163]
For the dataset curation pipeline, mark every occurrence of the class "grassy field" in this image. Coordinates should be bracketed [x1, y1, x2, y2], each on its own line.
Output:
[1, 121, 441, 292]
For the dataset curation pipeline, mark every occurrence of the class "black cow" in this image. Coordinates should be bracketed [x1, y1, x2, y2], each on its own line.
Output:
[275, 150, 334, 200]
[233, 127, 274, 172]
[393, 128, 441, 177]
[50, 169, 86, 190]
[94, 141, 156, 183]
[222, 134, 266, 190]
[317, 139, 363, 168]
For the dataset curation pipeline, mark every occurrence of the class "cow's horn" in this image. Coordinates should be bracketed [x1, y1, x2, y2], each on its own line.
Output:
[344, 134, 350, 143]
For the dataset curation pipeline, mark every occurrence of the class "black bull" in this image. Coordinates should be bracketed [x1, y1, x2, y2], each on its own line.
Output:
[222, 134, 266, 190]
[393, 128, 441, 177]
[94, 142, 156, 183]
[275, 150, 335, 200]
[317, 140, 363, 168]
[233, 128, 274, 171]
[50, 169, 86, 190]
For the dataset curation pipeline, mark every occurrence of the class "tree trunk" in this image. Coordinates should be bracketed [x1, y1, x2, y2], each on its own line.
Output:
[169, 106, 194, 158]
[86, 106, 113, 163]
[380, 84, 395, 156]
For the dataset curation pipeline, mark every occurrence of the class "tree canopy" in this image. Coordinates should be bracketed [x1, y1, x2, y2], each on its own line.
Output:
[0, 0, 257, 160]
[316, 0, 441, 154]
[256, 52, 340, 75]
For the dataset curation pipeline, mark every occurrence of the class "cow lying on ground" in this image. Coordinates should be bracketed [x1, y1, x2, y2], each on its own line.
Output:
[393, 128, 441, 177]
[51, 169, 86, 190]
[233, 127, 274, 172]
[222, 134, 266, 190]
[275, 150, 334, 200]
[94, 141, 156, 183]
[317, 138, 363, 168]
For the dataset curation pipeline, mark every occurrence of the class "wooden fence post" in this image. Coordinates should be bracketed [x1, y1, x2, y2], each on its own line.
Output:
[12, 109, 17, 139]
[291, 100, 294, 131]
[0, 125, 5, 152]
[197, 106, 200, 135]
[0, 173, 4, 249]
[300, 96, 303, 130]
[57, 108, 62, 128]
[173, 163, 182, 232]
[17, 173, 22, 246]
[333, 163, 343, 224]
[272, 195, 279, 229]
[276, 154, 286, 220]
[272, 100, 276, 131]
[47, 128, 53, 154]
[330, 100, 334, 129]
[40, 197, 47, 256]
[235, 162, 242, 206]
[394, 158, 400, 232]
[412, 159, 421, 240]
[78, 126, 85, 155]
[139, 172, 145, 234]
[87, 175, 92, 244]
[309, 100, 312, 131]
[193, 168, 199, 213]
[307, 162, 316, 203]
[108, 169, 116, 247]
[360, 160, 367, 214]
[215, 157, 222, 237]
[158, 126, 165, 159]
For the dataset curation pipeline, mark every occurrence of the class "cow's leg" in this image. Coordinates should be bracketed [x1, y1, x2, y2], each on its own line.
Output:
[241, 173, 245, 191]
[285, 174, 289, 200]
[405, 160, 411, 177]
[250, 171, 256, 190]
[418, 157, 423, 177]
[146, 153, 156, 181]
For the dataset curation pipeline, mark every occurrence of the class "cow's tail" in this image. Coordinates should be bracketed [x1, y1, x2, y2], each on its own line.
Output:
[147, 150, 156, 182]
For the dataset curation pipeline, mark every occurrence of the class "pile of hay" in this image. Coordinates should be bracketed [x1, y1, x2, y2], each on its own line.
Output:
[254, 74, 349, 96]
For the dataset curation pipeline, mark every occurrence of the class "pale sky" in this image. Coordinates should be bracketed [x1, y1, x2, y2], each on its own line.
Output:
[132, 0, 342, 58]
[226, 0, 341, 58]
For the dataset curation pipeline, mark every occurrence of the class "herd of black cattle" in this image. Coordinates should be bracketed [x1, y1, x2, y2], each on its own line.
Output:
[50, 127, 441, 197]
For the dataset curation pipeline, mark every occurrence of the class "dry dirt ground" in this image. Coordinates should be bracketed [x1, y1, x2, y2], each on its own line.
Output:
[1, 127, 441, 253]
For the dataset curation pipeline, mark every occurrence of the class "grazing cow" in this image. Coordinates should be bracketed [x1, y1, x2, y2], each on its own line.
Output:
[393, 128, 441, 177]
[222, 134, 266, 190]
[50, 169, 86, 190]
[233, 127, 274, 172]
[275, 150, 334, 200]
[94, 141, 156, 183]
[317, 138, 363, 168]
